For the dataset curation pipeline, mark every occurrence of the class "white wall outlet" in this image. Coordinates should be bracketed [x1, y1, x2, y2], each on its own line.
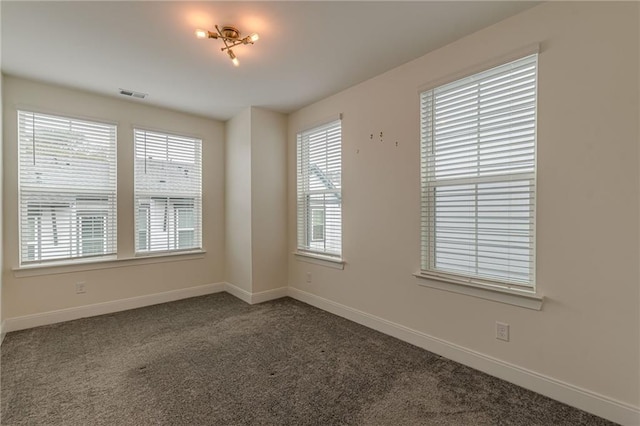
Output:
[496, 322, 510, 342]
[75, 282, 86, 294]
[306, 272, 312, 283]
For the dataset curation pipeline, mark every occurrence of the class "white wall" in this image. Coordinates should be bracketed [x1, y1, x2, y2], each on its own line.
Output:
[0, 75, 4, 338]
[225, 107, 287, 295]
[225, 108, 253, 292]
[0, 4, 4, 339]
[2, 76, 225, 319]
[288, 0, 639, 415]
[250, 107, 287, 293]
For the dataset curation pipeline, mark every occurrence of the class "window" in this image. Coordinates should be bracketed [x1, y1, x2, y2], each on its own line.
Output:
[311, 208, 325, 242]
[296, 118, 342, 258]
[420, 54, 537, 291]
[18, 111, 117, 264]
[134, 129, 202, 254]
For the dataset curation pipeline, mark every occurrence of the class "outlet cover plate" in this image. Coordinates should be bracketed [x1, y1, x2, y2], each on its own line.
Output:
[496, 322, 509, 341]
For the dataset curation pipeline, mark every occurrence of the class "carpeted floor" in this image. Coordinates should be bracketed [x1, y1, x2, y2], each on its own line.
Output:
[1, 293, 614, 425]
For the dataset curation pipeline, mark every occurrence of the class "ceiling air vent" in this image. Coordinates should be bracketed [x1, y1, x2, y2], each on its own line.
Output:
[118, 88, 147, 99]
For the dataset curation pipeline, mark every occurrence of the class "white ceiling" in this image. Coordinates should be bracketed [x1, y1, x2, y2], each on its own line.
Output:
[1, 1, 539, 121]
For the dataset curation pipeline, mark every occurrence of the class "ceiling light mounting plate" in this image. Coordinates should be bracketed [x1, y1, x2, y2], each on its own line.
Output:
[221, 26, 240, 40]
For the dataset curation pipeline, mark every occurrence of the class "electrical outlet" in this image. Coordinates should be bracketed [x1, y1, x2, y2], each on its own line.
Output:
[306, 272, 312, 283]
[75, 282, 86, 294]
[496, 322, 509, 341]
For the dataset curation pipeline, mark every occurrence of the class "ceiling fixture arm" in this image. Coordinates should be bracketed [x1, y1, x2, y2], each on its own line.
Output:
[218, 38, 256, 51]
[215, 25, 233, 51]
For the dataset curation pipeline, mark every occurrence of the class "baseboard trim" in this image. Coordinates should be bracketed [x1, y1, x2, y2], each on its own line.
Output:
[224, 282, 288, 305]
[3, 282, 226, 333]
[0, 320, 6, 346]
[224, 282, 252, 304]
[251, 287, 289, 304]
[287, 287, 640, 426]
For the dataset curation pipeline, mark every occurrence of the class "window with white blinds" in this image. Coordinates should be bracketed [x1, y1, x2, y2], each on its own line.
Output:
[296, 119, 342, 258]
[420, 54, 537, 291]
[134, 129, 202, 254]
[18, 111, 117, 264]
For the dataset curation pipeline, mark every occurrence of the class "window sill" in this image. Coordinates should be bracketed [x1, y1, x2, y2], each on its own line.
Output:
[13, 250, 207, 278]
[293, 251, 345, 270]
[414, 272, 543, 310]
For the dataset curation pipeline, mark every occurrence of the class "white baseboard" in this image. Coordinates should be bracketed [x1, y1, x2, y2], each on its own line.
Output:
[224, 282, 288, 305]
[251, 286, 289, 304]
[288, 287, 640, 426]
[224, 282, 253, 304]
[3, 282, 226, 333]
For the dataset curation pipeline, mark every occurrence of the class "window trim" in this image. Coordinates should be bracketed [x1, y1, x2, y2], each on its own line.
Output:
[414, 272, 543, 310]
[293, 251, 345, 270]
[13, 250, 207, 278]
[418, 49, 540, 301]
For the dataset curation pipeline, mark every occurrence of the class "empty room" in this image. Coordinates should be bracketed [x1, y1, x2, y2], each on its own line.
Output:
[1, 1, 638, 425]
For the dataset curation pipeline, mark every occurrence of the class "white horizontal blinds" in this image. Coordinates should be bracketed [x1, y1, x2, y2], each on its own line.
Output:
[297, 119, 342, 257]
[18, 111, 117, 264]
[134, 129, 202, 253]
[421, 54, 537, 288]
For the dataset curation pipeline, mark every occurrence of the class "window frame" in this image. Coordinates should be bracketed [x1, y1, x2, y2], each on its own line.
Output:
[295, 117, 343, 260]
[418, 52, 539, 297]
[133, 128, 202, 255]
[17, 110, 117, 265]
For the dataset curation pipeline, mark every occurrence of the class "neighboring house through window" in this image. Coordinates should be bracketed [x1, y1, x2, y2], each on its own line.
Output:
[134, 129, 202, 253]
[420, 54, 538, 292]
[296, 118, 342, 258]
[18, 111, 117, 264]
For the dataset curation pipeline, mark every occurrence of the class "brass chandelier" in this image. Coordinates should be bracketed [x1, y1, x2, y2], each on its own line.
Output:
[195, 25, 259, 67]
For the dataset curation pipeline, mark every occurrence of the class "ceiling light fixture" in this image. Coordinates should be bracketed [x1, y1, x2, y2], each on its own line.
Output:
[195, 25, 259, 67]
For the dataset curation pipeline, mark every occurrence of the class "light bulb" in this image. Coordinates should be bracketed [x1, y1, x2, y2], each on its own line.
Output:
[228, 50, 239, 67]
[195, 29, 207, 39]
[249, 33, 259, 43]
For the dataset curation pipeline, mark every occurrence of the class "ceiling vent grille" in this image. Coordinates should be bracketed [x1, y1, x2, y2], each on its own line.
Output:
[118, 89, 147, 99]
